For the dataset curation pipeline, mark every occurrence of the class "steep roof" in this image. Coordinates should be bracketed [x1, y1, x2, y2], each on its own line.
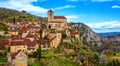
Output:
[24, 39, 37, 46]
[12, 35, 23, 40]
[10, 50, 26, 59]
[20, 25, 28, 32]
[10, 41, 26, 46]
[10, 51, 20, 59]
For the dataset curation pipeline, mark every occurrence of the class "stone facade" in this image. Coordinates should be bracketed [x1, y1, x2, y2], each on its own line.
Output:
[8, 51, 27, 66]
[47, 10, 67, 30]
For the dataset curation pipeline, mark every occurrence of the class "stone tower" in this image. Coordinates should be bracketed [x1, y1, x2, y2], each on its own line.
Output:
[48, 9, 54, 22]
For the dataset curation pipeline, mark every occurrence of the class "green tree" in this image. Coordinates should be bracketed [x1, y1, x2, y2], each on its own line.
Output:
[62, 32, 67, 39]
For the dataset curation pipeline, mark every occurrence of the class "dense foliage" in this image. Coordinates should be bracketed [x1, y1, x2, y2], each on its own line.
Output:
[0, 23, 8, 31]
[0, 8, 42, 22]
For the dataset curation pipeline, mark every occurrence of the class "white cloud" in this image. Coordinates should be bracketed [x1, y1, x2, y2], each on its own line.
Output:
[112, 5, 120, 8]
[65, 15, 79, 19]
[67, 0, 114, 2]
[67, 0, 80, 2]
[0, 0, 48, 16]
[65, 15, 79, 22]
[54, 5, 75, 10]
[92, 0, 113, 2]
[87, 21, 120, 32]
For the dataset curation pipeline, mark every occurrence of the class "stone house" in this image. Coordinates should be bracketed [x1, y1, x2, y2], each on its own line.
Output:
[8, 50, 27, 66]
[24, 39, 38, 54]
[39, 39, 50, 50]
[10, 41, 27, 53]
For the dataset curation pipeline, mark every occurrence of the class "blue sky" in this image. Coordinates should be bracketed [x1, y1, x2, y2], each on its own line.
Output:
[0, 0, 120, 33]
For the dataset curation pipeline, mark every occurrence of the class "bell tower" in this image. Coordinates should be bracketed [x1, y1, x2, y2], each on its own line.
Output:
[48, 9, 54, 22]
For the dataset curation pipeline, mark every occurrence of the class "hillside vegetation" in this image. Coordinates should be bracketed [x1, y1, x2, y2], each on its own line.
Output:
[0, 8, 42, 22]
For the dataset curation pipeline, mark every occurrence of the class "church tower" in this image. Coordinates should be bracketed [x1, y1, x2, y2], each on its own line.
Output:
[48, 9, 54, 22]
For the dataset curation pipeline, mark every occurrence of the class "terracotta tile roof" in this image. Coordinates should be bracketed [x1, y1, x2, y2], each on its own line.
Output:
[24, 39, 37, 46]
[50, 36, 56, 41]
[10, 41, 26, 46]
[70, 32, 79, 35]
[0, 44, 5, 50]
[20, 25, 28, 32]
[25, 34, 36, 38]
[10, 51, 20, 59]
[0, 39, 9, 45]
[39, 39, 49, 44]
[10, 50, 26, 59]
[12, 35, 23, 40]
[27, 24, 39, 28]
[54, 16, 66, 19]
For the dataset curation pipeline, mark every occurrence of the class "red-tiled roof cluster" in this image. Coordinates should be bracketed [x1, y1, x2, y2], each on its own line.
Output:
[20, 25, 28, 32]
[10, 41, 26, 46]
[25, 33, 36, 38]
[34, 19, 40, 23]
[70, 32, 79, 35]
[24, 39, 37, 46]
[0, 39, 9, 45]
[39, 40, 49, 44]
[12, 35, 23, 40]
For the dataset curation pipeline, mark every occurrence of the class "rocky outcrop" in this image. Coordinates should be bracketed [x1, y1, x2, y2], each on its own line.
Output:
[70, 23, 102, 47]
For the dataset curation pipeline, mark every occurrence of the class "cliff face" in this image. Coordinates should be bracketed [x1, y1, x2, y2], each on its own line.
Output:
[70, 23, 102, 47]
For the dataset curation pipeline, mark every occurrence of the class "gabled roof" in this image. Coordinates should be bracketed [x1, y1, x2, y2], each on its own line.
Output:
[24, 39, 37, 46]
[10, 41, 26, 46]
[12, 35, 23, 40]
[20, 25, 28, 32]
[10, 51, 20, 59]
[39, 39, 49, 44]
[25, 33, 36, 38]
[54, 16, 66, 19]
[10, 50, 26, 59]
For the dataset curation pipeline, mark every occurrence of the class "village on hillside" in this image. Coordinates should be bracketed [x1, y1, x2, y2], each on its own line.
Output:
[0, 9, 80, 66]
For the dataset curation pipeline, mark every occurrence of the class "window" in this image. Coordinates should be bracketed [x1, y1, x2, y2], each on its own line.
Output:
[43, 45, 46, 48]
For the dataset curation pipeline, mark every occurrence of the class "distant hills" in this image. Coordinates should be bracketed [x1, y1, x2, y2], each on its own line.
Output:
[0, 8, 43, 22]
[98, 32, 120, 37]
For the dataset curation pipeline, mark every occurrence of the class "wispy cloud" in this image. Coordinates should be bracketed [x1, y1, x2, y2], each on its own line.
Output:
[112, 5, 120, 8]
[54, 5, 75, 10]
[67, 0, 80, 2]
[65, 15, 79, 22]
[67, 0, 113, 2]
[0, 0, 48, 16]
[88, 21, 120, 33]
[65, 15, 79, 19]
[92, 0, 113, 2]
